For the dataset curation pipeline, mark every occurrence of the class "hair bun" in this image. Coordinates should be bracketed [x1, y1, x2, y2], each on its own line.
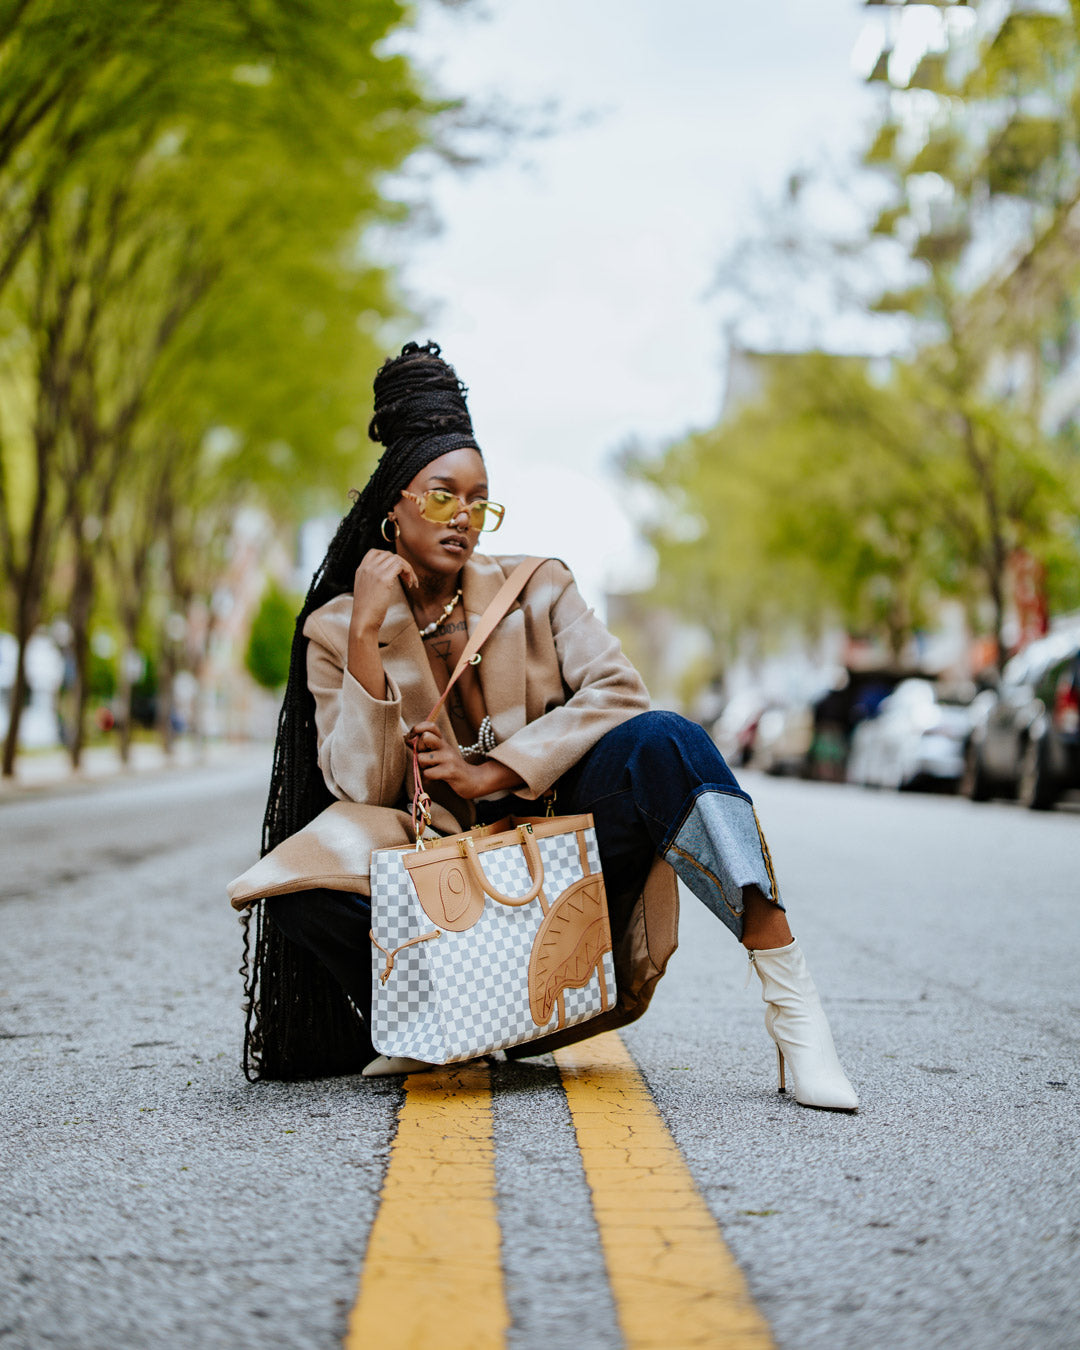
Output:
[368, 340, 475, 449]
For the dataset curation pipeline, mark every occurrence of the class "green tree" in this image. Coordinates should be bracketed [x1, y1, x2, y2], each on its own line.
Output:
[631, 8, 1080, 668]
[245, 581, 297, 692]
[860, 5, 1080, 659]
[0, 0, 464, 774]
[626, 354, 943, 663]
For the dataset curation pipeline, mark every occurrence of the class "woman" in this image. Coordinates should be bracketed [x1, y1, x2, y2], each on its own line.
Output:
[238, 341, 857, 1113]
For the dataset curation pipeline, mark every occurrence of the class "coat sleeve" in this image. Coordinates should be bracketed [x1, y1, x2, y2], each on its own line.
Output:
[486, 560, 650, 797]
[303, 610, 408, 806]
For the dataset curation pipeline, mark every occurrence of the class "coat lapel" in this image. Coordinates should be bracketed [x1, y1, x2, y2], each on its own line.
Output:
[463, 552, 530, 744]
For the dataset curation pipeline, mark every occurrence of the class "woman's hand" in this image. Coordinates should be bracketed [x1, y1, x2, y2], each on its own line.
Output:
[407, 721, 479, 798]
[407, 721, 523, 800]
[350, 550, 418, 638]
[346, 550, 418, 699]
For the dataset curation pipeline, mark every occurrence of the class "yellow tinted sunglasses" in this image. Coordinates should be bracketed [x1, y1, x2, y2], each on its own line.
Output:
[400, 488, 505, 533]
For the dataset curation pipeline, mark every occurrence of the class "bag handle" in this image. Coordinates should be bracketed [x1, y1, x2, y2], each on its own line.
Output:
[458, 824, 546, 906]
[411, 556, 548, 839]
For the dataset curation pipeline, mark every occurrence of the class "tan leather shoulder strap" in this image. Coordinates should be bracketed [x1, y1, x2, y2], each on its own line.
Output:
[426, 555, 547, 724]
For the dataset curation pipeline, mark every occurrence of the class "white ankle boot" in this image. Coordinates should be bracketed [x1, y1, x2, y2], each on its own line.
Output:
[748, 939, 859, 1113]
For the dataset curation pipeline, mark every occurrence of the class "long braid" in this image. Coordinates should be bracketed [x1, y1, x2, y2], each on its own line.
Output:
[239, 341, 481, 1080]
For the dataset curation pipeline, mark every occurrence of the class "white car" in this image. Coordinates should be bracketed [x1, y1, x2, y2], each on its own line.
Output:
[847, 679, 972, 790]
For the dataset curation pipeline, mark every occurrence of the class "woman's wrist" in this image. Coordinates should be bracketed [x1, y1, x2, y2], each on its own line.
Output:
[346, 625, 388, 699]
[348, 614, 382, 646]
[463, 758, 523, 800]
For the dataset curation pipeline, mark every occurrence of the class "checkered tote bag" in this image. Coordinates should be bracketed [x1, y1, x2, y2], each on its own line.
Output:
[369, 815, 617, 1064]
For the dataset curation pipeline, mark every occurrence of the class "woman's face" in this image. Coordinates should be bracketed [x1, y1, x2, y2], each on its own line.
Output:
[388, 447, 490, 581]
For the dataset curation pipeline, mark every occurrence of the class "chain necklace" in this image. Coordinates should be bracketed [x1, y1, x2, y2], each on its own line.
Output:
[417, 588, 462, 639]
[415, 587, 494, 760]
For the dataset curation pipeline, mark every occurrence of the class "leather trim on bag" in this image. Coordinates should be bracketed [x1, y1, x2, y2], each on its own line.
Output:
[527, 875, 612, 1027]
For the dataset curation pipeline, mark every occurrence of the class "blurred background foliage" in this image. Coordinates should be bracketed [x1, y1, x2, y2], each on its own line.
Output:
[245, 580, 300, 693]
[625, 1, 1080, 683]
[5, 1, 1080, 776]
[0, 0, 476, 773]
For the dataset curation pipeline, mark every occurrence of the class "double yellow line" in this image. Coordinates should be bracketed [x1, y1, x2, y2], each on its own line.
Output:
[346, 1033, 774, 1349]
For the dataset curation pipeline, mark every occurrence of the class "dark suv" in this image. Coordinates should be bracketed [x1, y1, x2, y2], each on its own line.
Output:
[962, 629, 1080, 810]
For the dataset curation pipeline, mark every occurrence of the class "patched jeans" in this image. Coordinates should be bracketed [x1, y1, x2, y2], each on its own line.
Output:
[478, 709, 781, 939]
[267, 710, 781, 1036]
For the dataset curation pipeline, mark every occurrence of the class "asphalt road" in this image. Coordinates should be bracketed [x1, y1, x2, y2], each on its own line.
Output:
[2, 755, 1078, 1349]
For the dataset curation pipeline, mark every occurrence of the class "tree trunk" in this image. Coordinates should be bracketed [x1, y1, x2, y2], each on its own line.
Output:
[116, 632, 135, 766]
[157, 637, 176, 757]
[1, 443, 53, 777]
[2, 625, 31, 777]
[114, 584, 146, 768]
[3, 209, 71, 777]
[959, 413, 1011, 672]
[67, 542, 94, 770]
[988, 558, 1008, 674]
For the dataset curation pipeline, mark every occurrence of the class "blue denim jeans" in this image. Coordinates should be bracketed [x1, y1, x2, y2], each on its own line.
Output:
[477, 710, 780, 937]
[267, 710, 781, 1038]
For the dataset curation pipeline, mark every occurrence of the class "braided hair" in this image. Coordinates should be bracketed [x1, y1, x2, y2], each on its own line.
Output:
[239, 340, 481, 1080]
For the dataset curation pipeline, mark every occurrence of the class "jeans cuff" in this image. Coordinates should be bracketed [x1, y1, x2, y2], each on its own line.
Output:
[661, 788, 781, 939]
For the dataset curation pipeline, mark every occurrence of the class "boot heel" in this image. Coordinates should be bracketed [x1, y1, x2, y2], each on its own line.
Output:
[776, 1043, 786, 1094]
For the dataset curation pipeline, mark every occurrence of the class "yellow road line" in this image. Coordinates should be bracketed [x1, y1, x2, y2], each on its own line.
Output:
[345, 1062, 508, 1350]
[554, 1033, 775, 1349]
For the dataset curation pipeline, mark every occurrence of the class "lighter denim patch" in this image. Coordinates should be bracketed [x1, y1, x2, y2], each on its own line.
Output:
[662, 789, 779, 939]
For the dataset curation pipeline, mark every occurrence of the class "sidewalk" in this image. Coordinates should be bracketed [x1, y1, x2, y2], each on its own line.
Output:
[0, 738, 271, 802]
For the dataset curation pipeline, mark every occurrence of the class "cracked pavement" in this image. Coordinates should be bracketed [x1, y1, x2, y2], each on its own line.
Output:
[2, 754, 1078, 1348]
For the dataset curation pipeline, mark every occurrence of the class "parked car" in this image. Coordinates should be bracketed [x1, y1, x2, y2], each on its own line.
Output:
[962, 630, 1080, 809]
[806, 671, 904, 781]
[753, 701, 815, 776]
[847, 679, 974, 791]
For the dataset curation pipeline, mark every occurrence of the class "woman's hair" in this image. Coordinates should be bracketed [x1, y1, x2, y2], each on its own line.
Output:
[239, 340, 480, 1080]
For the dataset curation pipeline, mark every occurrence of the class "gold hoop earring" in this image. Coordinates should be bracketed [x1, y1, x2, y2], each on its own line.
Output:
[380, 515, 398, 542]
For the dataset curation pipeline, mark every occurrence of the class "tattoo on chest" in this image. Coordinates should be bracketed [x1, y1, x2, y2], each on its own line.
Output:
[426, 617, 467, 665]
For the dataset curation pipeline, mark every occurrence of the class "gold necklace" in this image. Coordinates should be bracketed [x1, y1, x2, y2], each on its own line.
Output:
[417, 588, 462, 639]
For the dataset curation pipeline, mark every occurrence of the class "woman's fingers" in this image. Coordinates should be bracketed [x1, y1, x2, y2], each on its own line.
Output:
[394, 556, 419, 589]
[409, 722, 466, 778]
[418, 748, 477, 797]
[380, 553, 418, 589]
[350, 548, 416, 632]
[418, 745, 455, 775]
[354, 549, 417, 588]
[406, 720, 442, 750]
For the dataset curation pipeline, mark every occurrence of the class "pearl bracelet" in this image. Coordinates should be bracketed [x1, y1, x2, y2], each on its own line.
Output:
[458, 715, 496, 763]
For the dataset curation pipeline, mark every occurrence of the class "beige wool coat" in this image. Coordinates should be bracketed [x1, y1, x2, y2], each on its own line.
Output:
[228, 552, 679, 1054]
[307, 552, 650, 817]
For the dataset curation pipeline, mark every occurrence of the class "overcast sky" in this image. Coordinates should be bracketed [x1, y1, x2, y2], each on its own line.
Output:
[393, 0, 880, 608]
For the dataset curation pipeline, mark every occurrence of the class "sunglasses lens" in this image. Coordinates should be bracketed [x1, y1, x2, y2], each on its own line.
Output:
[417, 491, 504, 531]
[422, 490, 459, 523]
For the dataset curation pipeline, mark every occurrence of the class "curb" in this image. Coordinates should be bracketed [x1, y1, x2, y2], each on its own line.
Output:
[0, 741, 272, 804]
